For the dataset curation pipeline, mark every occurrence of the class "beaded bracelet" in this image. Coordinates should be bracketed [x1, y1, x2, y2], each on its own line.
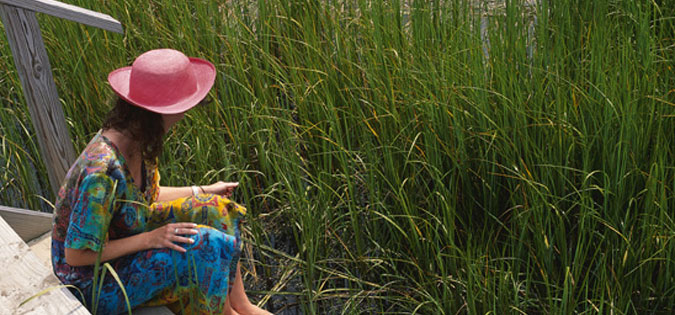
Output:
[191, 185, 200, 196]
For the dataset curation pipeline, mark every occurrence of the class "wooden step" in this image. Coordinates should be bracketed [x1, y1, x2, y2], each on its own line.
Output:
[0, 215, 89, 314]
[0, 205, 53, 242]
[27, 231, 175, 314]
[0, 206, 174, 314]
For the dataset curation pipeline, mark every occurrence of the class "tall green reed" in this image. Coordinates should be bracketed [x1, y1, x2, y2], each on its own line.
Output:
[2, 0, 673, 313]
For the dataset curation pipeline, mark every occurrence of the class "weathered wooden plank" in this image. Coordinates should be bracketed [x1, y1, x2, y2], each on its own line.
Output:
[25, 232, 176, 315]
[0, 4, 77, 196]
[0, 205, 53, 242]
[0, 215, 89, 314]
[0, 0, 122, 33]
[28, 230, 52, 266]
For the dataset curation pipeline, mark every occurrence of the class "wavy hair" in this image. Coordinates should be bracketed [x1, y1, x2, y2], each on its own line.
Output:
[102, 97, 165, 161]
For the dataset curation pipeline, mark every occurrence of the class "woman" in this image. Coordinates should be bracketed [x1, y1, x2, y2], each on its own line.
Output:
[51, 48, 271, 314]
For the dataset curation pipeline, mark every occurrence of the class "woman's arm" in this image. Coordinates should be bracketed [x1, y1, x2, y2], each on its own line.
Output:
[65, 222, 198, 266]
[156, 186, 195, 202]
[156, 181, 239, 202]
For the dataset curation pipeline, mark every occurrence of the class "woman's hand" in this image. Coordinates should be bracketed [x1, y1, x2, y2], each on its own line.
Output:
[145, 222, 199, 253]
[202, 181, 238, 198]
[66, 223, 198, 266]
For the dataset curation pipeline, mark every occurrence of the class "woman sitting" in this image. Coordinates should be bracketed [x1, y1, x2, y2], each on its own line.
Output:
[51, 48, 271, 314]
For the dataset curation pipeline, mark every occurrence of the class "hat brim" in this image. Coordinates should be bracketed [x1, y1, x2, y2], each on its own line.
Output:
[108, 57, 216, 114]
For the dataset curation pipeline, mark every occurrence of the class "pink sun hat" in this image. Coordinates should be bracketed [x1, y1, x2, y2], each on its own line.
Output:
[108, 49, 216, 114]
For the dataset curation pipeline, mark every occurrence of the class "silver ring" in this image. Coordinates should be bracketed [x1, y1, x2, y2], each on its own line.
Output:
[174, 228, 179, 234]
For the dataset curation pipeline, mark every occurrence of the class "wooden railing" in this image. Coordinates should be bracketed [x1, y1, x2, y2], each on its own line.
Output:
[0, 0, 123, 195]
[0, 1, 120, 314]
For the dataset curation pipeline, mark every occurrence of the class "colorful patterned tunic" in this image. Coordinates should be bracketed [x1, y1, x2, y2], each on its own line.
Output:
[51, 131, 246, 314]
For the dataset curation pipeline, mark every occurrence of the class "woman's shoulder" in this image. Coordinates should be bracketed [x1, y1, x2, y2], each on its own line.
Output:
[76, 132, 124, 176]
[54, 132, 125, 213]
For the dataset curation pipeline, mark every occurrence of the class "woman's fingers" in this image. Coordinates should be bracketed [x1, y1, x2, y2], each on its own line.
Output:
[150, 223, 199, 252]
[203, 181, 239, 196]
[222, 182, 237, 197]
[173, 228, 198, 235]
[167, 241, 187, 253]
[172, 223, 199, 235]
[171, 235, 195, 244]
[173, 222, 198, 229]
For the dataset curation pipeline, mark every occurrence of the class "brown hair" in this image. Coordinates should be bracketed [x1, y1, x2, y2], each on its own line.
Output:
[102, 97, 165, 161]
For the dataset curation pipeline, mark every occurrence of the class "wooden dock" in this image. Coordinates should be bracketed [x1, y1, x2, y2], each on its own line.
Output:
[0, 206, 53, 242]
[0, 210, 88, 314]
[0, 207, 174, 314]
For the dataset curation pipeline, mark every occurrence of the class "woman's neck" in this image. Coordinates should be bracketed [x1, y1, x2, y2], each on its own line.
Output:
[102, 128, 141, 162]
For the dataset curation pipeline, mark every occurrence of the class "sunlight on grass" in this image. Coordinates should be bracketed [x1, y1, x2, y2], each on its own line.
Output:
[2, 0, 673, 313]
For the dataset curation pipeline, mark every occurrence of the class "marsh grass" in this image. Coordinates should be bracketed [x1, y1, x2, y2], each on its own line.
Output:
[2, 0, 674, 313]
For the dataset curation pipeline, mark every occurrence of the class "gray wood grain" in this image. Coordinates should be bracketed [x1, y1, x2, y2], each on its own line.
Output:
[0, 4, 77, 196]
[0, 0, 123, 33]
[0, 215, 90, 314]
[25, 231, 176, 315]
[0, 205, 53, 242]
[1, 208, 175, 314]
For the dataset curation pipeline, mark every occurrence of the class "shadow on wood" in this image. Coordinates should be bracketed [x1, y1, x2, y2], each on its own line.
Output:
[0, 205, 53, 242]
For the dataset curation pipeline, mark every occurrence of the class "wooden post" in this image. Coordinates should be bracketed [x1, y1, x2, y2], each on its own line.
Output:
[0, 0, 122, 196]
[0, 5, 75, 195]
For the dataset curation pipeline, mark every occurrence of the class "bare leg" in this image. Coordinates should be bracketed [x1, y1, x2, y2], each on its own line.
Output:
[229, 262, 272, 314]
[223, 295, 240, 315]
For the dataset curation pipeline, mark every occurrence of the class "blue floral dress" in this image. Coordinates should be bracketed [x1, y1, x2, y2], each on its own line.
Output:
[52, 131, 246, 314]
